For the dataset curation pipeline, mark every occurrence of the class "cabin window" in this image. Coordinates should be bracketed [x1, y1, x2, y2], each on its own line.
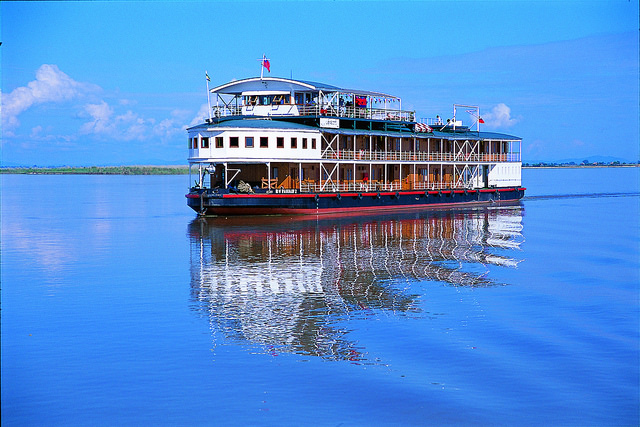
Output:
[230, 137, 239, 148]
[312, 139, 316, 149]
[189, 138, 193, 149]
[277, 137, 284, 148]
[273, 167, 278, 179]
[291, 137, 297, 148]
[201, 137, 209, 149]
[272, 95, 290, 105]
[260, 137, 268, 148]
[245, 137, 254, 148]
[302, 138, 308, 149]
[216, 137, 223, 148]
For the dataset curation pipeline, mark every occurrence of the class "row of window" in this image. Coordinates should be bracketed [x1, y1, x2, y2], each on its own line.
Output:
[189, 136, 317, 150]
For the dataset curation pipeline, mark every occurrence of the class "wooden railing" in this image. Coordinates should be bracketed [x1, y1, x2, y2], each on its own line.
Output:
[321, 150, 520, 162]
[296, 179, 463, 193]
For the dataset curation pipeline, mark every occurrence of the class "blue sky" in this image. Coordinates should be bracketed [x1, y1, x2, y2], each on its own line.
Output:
[2, 1, 638, 165]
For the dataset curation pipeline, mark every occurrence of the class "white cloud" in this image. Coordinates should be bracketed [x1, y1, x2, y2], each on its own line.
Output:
[189, 103, 211, 127]
[2, 64, 99, 130]
[79, 103, 187, 142]
[483, 103, 519, 128]
[3, 64, 196, 148]
[80, 100, 114, 135]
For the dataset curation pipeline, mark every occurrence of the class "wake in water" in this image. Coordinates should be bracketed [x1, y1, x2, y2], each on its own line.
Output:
[524, 192, 639, 201]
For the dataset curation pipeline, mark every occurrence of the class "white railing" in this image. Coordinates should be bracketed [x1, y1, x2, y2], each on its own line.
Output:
[297, 180, 468, 193]
[212, 105, 242, 117]
[301, 181, 402, 193]
[294, 104, 415, 122]
[209, 103, 415, 121]
[321, 150, 520, 162]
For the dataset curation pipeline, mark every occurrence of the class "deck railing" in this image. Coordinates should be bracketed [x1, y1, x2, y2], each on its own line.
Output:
[321, 150, 520, 162]
[297, 180, 468, 193]
[211, 105, 242, 117]
[297, 105, 415, 122]
[210, 104, 415, 121]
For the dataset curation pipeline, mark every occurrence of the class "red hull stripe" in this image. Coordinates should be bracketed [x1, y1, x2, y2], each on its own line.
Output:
[203, 199, 519, 216]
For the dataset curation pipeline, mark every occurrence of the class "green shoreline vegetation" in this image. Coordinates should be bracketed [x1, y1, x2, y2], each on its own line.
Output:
[523, 161, 639, 168]
[0, 166, 190, 175]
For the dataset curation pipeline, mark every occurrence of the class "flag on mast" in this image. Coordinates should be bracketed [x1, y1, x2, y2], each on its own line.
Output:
[259, 54, 271, 79]
[205, 71, 212, 121]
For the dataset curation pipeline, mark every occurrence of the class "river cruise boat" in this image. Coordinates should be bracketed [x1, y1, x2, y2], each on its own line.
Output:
[186, 76, 524, 215]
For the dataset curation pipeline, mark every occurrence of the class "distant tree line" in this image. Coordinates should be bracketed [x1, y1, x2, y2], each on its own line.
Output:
[523, 160, 639, 167]
[0, 166, 190, 175]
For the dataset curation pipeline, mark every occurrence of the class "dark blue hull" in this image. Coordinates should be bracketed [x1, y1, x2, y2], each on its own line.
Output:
[187, 187, 526, 215]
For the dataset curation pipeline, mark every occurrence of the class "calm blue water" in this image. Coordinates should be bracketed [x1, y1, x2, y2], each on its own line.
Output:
[2, 167, 638, 426]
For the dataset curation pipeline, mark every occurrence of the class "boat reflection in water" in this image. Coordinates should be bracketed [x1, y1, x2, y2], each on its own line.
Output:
[188, 205, 524, 362]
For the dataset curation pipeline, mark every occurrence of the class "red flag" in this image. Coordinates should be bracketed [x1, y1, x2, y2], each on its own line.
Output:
[479, 117, 485, 124]
[262, 56, 270, 73]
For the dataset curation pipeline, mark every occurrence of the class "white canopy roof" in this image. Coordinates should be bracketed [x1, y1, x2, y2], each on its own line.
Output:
[210, 77, 399, 100]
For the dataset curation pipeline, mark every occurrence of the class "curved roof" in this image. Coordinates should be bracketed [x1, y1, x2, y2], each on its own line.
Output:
[187, 118, 320, 132]
[210, 77, 398, 99]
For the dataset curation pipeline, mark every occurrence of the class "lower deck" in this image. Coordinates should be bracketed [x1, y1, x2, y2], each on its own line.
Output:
[189, 159, 521, 194]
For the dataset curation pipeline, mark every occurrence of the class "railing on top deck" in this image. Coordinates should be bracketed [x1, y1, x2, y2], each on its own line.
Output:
[297, 105, 415, 122]
[211, 104, 415, 121]
[321, 150, 521, 163]
[212, 105, 243, 118]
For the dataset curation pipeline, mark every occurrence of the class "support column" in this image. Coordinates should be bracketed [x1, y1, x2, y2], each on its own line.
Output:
[266, 162, 270, 191]
[352, 162, 356, 191]
[413, 163, 416, 190]
[385, 136, 388, 160]
[384, 163, 387, 188]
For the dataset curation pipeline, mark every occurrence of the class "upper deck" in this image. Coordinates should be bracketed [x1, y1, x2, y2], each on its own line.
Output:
[208, 76, 415, 122]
